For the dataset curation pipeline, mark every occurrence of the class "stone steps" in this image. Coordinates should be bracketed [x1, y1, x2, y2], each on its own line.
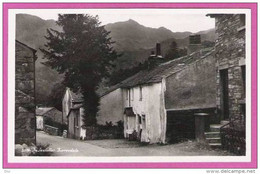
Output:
[210, 124, 222, 132]
[204, 121, 229, 148]
[221, 120, 230, 125]
[207, 137, 221, 143]
[208, 143, 222, 147]
[205, 132, 220, 138]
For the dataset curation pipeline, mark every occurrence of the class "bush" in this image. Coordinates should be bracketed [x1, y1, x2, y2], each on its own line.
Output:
[84, 121, 124, 140]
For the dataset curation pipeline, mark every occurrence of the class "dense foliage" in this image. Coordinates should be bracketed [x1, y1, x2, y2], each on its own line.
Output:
[165, 41, 187, 60]
[41, 14, 118, 126]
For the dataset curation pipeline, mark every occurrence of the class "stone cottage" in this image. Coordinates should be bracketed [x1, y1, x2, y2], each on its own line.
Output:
[99, 42, 217, 144]
[99, 14, 246, 147]
[63, 85, 126, 140]
[62, 88, 86, 139]
[15, 40, 37, 145]
[206, 14, 246, 153]
[36, 107, 62, 130]
[208, 14, 246, 122]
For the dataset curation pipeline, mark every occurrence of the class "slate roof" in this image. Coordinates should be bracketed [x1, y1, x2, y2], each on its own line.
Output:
[99, 73, 141, 97]
[16, 40, 37, 53]
[36, 107, 54, 116]
[100, 48, 214, 96]
[123, 49, 214, 88]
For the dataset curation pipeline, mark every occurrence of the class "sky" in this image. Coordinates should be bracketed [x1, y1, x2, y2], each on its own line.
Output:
[25, 9, 215, 33]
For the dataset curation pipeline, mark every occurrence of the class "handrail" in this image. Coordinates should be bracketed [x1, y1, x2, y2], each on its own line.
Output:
[220, 118, 241, 130]
[219, 117, 245, 155]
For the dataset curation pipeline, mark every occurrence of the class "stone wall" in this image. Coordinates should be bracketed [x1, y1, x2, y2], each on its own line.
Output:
[15, 41, 36, 145]
[165, 51, 216, 110]
[97, 88, 124, 125]
[214, 14, 246, 120]
[84, 125, 124, 140]
[44, 125, 59, 136]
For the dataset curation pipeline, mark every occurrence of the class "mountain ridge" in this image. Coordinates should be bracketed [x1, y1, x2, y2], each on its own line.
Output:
[16, 14, 216, 105]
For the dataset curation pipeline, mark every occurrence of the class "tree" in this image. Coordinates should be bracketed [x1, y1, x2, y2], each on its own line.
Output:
[48, 82, 66, 111]
[165, 41, 187, 60]
[41, 14, 118, 126]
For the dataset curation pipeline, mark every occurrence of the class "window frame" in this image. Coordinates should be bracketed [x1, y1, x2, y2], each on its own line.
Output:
[139, 86, 143, 101]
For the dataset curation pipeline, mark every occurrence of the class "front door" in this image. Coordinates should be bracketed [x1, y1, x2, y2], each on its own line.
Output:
[220, 69, 229, 120]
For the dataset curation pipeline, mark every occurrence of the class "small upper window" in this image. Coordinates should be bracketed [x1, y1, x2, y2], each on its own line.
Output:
[241, 65, 246, 95]
[240, 14, 245, 26]
[131, 88, 134, 101]
[139, 86, 143, 101]
[126, 90, 129, 100]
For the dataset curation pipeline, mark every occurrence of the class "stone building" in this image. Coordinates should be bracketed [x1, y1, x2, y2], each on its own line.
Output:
[36, 107, 62, 130]
[15, 40, 37, 145]
[204, 14, 246, 153]
[99, 43, 216, 144]
[208, 14, 246, 122]
[62, 88, 86, 139]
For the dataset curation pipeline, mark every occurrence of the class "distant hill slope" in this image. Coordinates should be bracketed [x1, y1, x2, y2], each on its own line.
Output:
[105, 19, 193, 51]
[106, 20, 215, 69]
[16, 14, 63, 105]
[16, 14, 216, 105]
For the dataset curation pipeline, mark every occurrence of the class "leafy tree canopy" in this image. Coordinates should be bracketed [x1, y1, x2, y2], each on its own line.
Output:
[41, 14, 118, 126]
[165, 41, 187, 60]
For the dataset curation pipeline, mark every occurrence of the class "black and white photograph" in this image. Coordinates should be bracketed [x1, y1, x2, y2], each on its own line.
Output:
[14, 9, 247, 158]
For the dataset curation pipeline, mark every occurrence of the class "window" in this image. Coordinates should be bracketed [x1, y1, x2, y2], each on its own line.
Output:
[240, 14, 245, 26]
[237, 14, 245, 32]
[142, 115, 146, 129]
[241, 65, 246, 95]
[126, 90, 129, 100]
[131, 88, 134, 101]
[241, 65, 246, 119]
[138, 115, 142, 124]
[139, 86, 143, 101]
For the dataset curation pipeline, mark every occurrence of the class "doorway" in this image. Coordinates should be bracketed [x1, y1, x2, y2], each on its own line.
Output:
[220, 69, 229, 120]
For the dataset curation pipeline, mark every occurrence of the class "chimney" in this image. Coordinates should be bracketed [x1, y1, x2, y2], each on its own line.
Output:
[156, 43, 161, 56]
[148, 43, 164, 70]
[188, 34, 202, 54]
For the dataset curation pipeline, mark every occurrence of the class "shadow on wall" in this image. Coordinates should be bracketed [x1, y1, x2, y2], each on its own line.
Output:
[166, 108, 217, 144]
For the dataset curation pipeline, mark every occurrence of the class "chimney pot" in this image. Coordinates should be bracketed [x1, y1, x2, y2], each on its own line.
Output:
[188, 34, 202, 54]
[189, 34, 201, 45]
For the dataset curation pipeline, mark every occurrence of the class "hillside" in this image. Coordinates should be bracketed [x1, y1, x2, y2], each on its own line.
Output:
[16, 14, 215, 105]
[105, 19, 189, 51]
[16, 14, 63, 105]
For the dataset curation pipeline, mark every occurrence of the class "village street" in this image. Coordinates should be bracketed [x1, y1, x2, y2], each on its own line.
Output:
[36, 131, 233, 156]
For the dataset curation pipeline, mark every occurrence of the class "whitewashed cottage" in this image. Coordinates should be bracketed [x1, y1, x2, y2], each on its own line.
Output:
[62, 88, 86, 140]
[99, 41, 217, 144]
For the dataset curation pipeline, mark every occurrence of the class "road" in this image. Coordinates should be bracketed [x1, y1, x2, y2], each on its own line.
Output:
[36, 131, 233, 156]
